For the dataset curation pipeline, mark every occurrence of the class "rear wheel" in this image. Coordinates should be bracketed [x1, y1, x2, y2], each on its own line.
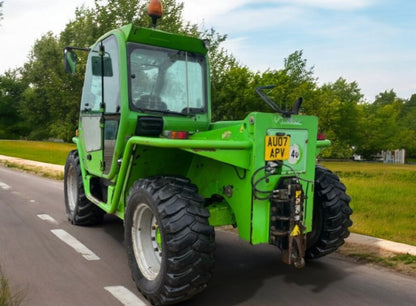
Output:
[64, 150, 104, 225]
[125, 176, 215, 305]
[306, 165, 352, 259]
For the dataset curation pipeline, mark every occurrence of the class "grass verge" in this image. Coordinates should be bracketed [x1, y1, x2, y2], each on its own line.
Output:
[349, 253, 416, 275]
[0, 140, 75, 165]
[321, 161, 416, 247]
[0, 265, 25, 306]
[0, 160, 64, 180]
[338, 242, 416, 276]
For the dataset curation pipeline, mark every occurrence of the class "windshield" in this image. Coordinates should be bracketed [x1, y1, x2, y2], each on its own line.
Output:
[128, 43, 207, 115]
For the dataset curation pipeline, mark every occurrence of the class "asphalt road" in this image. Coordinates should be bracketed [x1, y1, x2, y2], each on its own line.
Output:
[1, 166, 416, 306]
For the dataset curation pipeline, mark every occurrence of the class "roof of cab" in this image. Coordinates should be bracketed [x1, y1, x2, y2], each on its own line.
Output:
[119, 24, 207, 55]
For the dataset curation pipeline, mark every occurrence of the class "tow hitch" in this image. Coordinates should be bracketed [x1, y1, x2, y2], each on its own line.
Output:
[270, 177, 306, 268]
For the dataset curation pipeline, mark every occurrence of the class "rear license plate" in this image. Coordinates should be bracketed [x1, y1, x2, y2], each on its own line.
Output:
[265, 135, 290, 161]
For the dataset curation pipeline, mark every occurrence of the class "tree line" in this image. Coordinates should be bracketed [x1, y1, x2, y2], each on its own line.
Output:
[0, 0, 415, 159]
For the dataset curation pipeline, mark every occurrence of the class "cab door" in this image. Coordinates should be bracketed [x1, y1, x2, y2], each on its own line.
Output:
[79, 35, 120, 177]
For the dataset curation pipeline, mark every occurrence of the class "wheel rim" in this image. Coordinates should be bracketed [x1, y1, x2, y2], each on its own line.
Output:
[131, 203, 162, 280]
[66, 165, 78, 213]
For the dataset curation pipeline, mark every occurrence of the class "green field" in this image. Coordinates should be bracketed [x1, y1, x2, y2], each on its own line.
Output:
[0, 140, 75, 165]
[0, 140, 415, 246]
[321, 161, 416, 246]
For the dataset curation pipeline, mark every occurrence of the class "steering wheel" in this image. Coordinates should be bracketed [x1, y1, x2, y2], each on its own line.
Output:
[135, 95, 167, 111]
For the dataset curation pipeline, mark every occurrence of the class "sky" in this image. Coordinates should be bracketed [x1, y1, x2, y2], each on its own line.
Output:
[0, 0, 415, 101]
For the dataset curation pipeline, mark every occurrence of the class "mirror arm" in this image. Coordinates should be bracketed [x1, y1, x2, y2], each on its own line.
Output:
[64, 46, 91, 52]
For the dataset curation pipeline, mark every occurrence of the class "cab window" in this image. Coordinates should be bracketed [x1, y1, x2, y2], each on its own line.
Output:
[81, 35, 120, 114]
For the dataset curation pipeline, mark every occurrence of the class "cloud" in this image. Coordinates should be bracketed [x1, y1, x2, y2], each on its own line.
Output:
[181, 0, 376, 25]
[203, 1, 413, 100]
[182, 0, 252, 23]
[276, 0, 376, 10]
[181, 0, 379, 37]
[207, 5, 304, 34]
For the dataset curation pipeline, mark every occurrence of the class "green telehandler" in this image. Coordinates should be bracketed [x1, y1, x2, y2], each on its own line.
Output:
[63, 1, 352, 304]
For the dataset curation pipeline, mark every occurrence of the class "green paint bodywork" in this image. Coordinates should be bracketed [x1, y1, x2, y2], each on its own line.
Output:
[71, 24, 330, 245]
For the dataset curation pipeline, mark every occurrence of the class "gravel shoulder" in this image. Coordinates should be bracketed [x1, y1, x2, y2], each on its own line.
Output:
[0, 154, 64, 179]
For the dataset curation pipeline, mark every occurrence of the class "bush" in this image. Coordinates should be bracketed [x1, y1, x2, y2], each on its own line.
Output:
[0, 265, 25, 306]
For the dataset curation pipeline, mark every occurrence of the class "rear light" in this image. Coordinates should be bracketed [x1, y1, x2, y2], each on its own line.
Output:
[164, 131, 189, 139]
[317, 133, 326, 140]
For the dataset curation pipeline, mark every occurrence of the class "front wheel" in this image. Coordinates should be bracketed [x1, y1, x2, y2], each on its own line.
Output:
[64, 150, 104, 225]
[125, 177, 215, 305]
[306, 165, 353, 259]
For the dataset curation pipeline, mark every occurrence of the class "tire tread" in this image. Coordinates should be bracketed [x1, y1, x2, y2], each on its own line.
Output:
[306, 165, 353, 259]
[126, 176, 215, 305]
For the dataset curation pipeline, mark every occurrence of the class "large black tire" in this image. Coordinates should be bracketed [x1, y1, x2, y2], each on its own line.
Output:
[64, 150, 105, 225]
[305, 165, 352, 259]
[125, 176, 215, 305]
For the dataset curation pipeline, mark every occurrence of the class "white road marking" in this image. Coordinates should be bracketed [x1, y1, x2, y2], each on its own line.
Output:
[51, 229, 100, 261]
[37, 214, 58, 224]
[0, 182, 11, 190]
[104, 286, 148, 306]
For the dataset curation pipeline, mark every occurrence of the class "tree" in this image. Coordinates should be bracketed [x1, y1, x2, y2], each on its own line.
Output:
[374, 89, 397, 106]
[408, 93, 416, 106]
[20, 33, 67, 140]
[60, 6, 99, 48]
[61, 0, 201, 48]
[396, 93, 416, 158]
[94, 0, 199, 35]
[360, 101, 402, 157]
[356, 89, 416, 159]
[207, 29, 242, 121]
[307, 78, 365, 158]
[273, 50, 317, 113]
[284, 50, 315, 85]
[0, 70, 28, 139]
[0, 1, 3, 25]
[212, 65, 254, 120]
[325, 79, 363, 141]
[212, 50, 319, 122]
